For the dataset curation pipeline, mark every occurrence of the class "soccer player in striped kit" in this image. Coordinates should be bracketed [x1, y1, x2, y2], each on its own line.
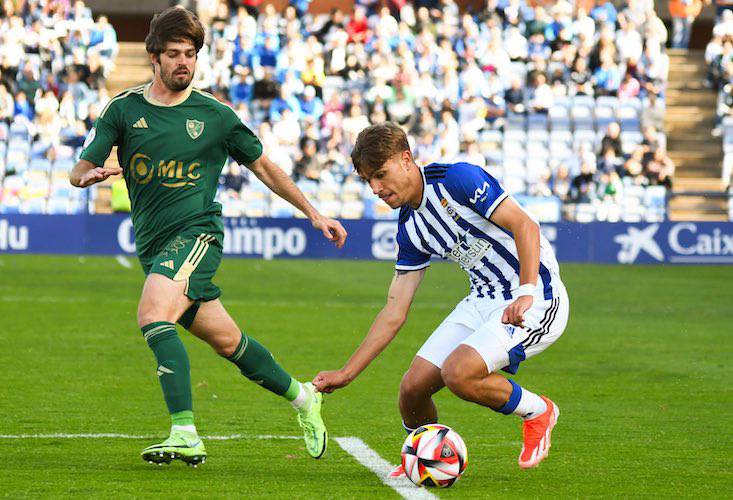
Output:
[314, 122, 569, 470]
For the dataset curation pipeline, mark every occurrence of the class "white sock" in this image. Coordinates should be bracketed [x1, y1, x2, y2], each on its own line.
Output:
[172, 424, 197, 434]
[514, 388, 547, 421]
[290, 382, 311, 410]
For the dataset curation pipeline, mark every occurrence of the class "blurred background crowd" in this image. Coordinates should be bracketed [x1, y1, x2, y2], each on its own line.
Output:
[0, 0, 678, 221]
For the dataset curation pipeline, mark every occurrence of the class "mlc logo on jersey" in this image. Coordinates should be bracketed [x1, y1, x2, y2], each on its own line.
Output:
[186, 119, 204, 139]
[128, 153, 201, 188]
[614, 225, 664, 263]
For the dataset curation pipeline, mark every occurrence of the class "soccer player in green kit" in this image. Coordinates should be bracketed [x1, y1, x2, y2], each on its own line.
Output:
[69, 6, 346, 466]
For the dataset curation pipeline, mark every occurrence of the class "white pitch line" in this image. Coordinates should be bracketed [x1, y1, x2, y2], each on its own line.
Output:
[335, 437, 437, 500]
[0, 433, 301, 440]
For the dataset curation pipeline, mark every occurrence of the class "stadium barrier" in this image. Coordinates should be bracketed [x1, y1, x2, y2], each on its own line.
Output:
[0, 215, 732, 265]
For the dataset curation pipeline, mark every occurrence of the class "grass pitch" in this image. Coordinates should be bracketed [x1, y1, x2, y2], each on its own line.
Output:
[0, 255, 731, 498]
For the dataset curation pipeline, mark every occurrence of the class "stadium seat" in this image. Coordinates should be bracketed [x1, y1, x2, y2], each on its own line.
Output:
[594, 106, 615, 130]
[549, 105, 570, 131]
[9, 121, 30, 141]
[573, 95, 595, 108]
[571, 105, 593, 131]
[504, 129, 527, 143]
[527, 130, 549, 143]
[617, 105, 641, 132]
[527, 113, 548, 131]
[595, 95, 619, 111]
[505, 112, 526, 131]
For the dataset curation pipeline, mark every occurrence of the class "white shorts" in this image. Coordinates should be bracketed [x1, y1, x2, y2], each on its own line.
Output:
[416, 284, 569, 374]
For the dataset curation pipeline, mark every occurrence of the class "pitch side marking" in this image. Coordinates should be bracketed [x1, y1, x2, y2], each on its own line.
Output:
[335, 437, 438, 500]
[0, 433, 301, 440]
[0, 434, 437, 498]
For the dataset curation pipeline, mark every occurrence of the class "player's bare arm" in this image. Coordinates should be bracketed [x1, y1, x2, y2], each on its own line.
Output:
[490, 197, 540, 328]
[313, 268, 426, 393]
[248, 154, 347, 248]
[69, 159, 122, 188]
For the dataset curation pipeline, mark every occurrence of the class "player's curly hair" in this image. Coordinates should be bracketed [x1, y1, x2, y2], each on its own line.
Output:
[145, 6, 205, 56]
[351, 122, 411, 176]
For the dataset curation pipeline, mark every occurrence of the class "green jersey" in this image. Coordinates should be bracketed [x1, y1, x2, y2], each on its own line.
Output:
[80, 83, 263, 261]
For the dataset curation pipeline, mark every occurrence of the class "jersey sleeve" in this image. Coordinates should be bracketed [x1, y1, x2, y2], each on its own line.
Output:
[395, 223, 431, 271]
[222, 105, 263, 165]
[79, 101, 121, 166]
[442, 163, 507, 218]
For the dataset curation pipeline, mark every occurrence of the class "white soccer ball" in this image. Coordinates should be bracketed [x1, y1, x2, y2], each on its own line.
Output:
[401, 424, 468, 488]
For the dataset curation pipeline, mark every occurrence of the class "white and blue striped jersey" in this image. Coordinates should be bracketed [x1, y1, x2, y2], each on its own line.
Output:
[395, 162, 561, 301]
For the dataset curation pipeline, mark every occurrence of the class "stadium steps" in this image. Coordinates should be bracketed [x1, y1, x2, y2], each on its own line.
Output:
[108, 42, 152, 95]
[665, 49, 727, 221]
[94, 42, 150, 211]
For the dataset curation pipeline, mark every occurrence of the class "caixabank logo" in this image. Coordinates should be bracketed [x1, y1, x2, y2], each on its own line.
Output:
[614, 223, 733, 264]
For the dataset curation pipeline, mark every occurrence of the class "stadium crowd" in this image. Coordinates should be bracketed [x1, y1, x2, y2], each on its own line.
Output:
[708, 9, 733, 189]
[1, 0, 672, 221]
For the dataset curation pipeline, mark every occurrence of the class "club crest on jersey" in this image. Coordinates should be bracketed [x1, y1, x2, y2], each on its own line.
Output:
[440, 198, 460, 221]
[186, 119, 204, 139]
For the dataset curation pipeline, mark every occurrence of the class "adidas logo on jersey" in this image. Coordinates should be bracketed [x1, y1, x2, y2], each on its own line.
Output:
[132, 117, 148, 129]
[160, 260, 175, 270]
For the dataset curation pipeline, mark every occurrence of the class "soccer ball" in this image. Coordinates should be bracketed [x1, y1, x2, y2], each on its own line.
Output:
[401, 424, 468, 488]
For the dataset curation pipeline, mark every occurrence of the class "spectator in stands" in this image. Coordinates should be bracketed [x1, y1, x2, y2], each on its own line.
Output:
[645, 149, 675, 188]
[528, 73, 553, 113]
[293, 138, 321, 181]
[669, 0, 703, 49]
[593, 55, 622, 96]
[570, 160, 598, 203]
[617, 71, 641, 101]
[0, 84, 13, 122]
[552, 163, 571, 201]
[641, 125, 660, 164]
[601, 122, 623, 157]
[504, 75, 526, 114]
[221, 162, 245, 199]
[622, 148, 648, 186]
[642, 91, 666, 131]
[299, 85, 324, 122]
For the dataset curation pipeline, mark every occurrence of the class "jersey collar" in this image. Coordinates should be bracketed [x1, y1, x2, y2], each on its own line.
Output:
[143, 82, 193, 107]
[416, 165, 428, 211]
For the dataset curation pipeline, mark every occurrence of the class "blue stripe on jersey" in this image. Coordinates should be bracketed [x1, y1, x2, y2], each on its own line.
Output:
[434, 184, 554, 300]
[480, 256, 513, 300]
[410, 219, 440, 256]
[488, 218, 554, 300]
[399, 205, 413, 224]
[471, 267, 497, 299]
[416, 213, 450, 253]
[424, 198, 456, 237]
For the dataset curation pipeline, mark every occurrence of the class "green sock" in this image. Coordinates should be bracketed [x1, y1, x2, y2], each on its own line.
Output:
[171, 410, 194, 427]
[142, 322, 193, 420]
[226, 332, 294, 396]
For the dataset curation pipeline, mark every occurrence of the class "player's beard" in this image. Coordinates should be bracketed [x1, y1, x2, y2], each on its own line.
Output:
[161, 66, 193, 92]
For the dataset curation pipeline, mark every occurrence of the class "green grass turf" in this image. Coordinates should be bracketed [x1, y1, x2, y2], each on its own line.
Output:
[0, 255, 731, 498]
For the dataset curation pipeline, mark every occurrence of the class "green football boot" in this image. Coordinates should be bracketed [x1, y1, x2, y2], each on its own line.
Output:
[141, 429, 206, 467]
[296, 382, 328, 459]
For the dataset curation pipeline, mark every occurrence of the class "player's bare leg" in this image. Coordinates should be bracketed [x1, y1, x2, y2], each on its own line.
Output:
[187, 299, 328, 458]
[138, 273, 206, 466]
[391, 356, 445, 477]
[399, 356, 445, 430]
[442, 345, 559, 469]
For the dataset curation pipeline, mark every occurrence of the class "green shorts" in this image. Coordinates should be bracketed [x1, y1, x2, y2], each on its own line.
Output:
[142, 227, 223, 303]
